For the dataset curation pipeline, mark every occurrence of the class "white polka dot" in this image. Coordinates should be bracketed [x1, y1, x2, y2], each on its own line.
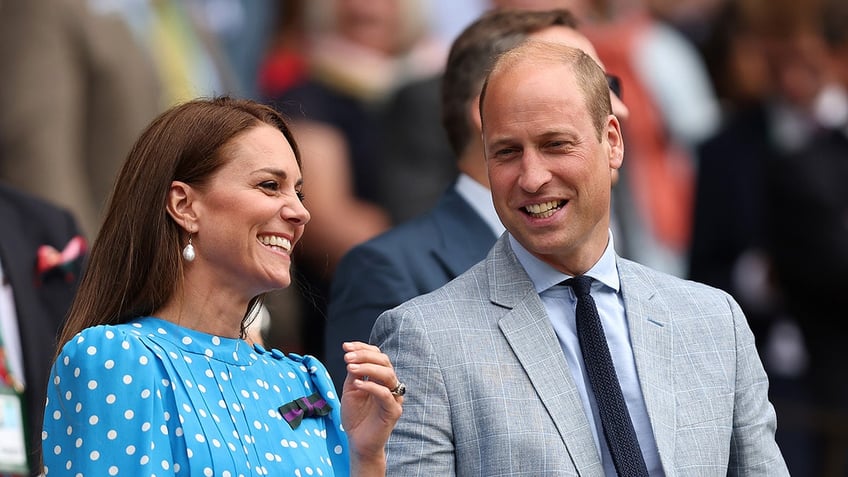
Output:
[90, 450, 100, 461]
[86, 346, 97, 355]
[121, 341, 130, 350]
[107, 430, 118, 440]
[126, 445, 136, 455]
[105, 360, 115, 369]
[161, 460, 170, 470]
[139, 356, 148, 365]
[106, 394, 116, 404]
[204, 349, 214, 357]
[53, 410, 61, 420]
[212, 337, 221, 346]
[53, 445, 62, 455]
[334, 445, 343, 454]
[195, 434, 206, 443]
[141, 422, 151, 432]
[139, 455, 149, 465]
[65, 391, 72, 401]
[88, 380, 98, 390]
[122, 375, 133, 384]
[157, 327, 167, 335]
[204, 467, 214, 476]
[160, 425, 168, 435]
[105, 330, 115, 339]
[88, 415, 98, 425]
[141, 389, 151, 399]
[124, 410, 134, 419]
[109, 465, 119, 475]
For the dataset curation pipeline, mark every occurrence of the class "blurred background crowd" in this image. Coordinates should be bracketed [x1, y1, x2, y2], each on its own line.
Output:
[1, 0, 847, 475]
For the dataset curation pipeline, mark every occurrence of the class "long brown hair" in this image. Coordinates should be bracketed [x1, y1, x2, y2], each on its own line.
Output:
[55, 97, 300, 354]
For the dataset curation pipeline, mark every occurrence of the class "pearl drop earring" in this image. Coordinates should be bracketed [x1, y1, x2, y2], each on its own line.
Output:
[182, 234, 196, 262]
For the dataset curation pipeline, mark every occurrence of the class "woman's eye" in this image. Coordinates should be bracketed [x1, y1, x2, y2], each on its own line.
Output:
[296, 190, 306, 202]
[260, 181, 280, 192]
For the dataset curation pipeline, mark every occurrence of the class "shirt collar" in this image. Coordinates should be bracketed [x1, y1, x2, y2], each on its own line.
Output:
[509, 230, 620, 294]
[454, 173, 505, 237]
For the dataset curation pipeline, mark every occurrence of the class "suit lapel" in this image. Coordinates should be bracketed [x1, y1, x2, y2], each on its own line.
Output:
[617, 258, 677, 474]
[489, 237, 603, 475]
[429, 188, 497, 278]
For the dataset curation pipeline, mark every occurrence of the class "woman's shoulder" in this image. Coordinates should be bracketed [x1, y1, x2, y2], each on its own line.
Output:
[56, 320, 161, 368]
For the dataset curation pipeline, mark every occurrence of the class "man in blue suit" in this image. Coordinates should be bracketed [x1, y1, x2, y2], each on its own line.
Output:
[325, 8, 629, 391]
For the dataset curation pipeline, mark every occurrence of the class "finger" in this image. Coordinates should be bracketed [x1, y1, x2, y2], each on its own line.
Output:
[345, 361, 397, 387]
[343, 343, 393, 368]
[342, 341, 380, 353]
[351, 377, 405, 407]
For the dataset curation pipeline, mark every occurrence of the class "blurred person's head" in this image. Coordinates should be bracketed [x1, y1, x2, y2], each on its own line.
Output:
[443, 8, 627, 185]
[59, 97, 309, 348]
[479, 41, 622, 274]
[821, 0, 848, 88]
[491, 0, 603, 21]
[744, 0, 829, 110]
[307, 0, 429, 55]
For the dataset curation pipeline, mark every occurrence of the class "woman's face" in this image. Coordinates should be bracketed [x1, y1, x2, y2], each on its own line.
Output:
[190, 125, 310, 298]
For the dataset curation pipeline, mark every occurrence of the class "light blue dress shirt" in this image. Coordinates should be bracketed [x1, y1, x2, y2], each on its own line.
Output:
[510, 232, 664, 476]
[454, 173, 505, 238]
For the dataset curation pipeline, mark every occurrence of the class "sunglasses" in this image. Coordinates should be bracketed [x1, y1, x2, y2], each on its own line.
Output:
[605, 74, 623, 100]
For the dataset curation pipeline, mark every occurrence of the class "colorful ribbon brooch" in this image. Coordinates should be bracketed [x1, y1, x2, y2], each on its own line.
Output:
[278, 392, 332, 430]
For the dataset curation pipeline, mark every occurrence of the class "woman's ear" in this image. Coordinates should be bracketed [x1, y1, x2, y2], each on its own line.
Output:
[166, 181, 197, 231]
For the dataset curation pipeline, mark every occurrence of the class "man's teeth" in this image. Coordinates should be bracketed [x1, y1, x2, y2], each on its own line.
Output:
[525, 201, 562, 218]
[259, 235, 291, 252]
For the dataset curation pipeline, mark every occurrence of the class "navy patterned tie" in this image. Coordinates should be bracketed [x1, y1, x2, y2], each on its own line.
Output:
[564, 276, 649, 477]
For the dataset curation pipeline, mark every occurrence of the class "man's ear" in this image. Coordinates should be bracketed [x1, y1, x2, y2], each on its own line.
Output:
[166, 181, 197, 232]
[605, 114, 624, 171]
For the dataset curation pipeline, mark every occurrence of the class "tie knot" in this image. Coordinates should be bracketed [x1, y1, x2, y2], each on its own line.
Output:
[564, 275, 593, 297]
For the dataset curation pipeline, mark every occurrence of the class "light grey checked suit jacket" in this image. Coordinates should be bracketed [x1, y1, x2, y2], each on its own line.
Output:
[371, 235, 788, 476]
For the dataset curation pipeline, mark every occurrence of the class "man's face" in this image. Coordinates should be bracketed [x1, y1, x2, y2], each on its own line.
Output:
[482, 60, 623, 275]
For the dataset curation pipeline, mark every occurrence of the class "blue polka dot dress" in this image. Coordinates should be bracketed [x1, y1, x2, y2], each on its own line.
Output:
[42, 316, 349, 476]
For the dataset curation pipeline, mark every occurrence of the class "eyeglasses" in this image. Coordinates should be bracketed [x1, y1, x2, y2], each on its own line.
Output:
[605, 74, 622, 100]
